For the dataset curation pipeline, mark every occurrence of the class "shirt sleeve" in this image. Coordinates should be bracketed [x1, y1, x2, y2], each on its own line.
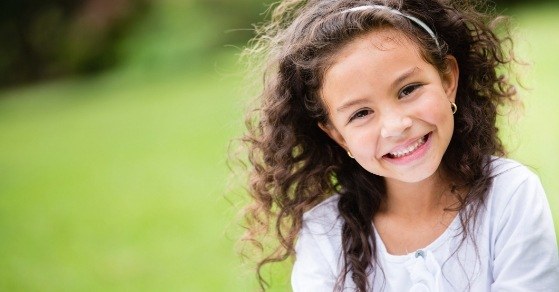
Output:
[291, 222, 337, 291]
[491, 173, 559, 291]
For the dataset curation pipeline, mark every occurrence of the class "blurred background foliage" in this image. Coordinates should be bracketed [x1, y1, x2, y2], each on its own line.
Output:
[0, 0, 148, 86]
[0, 0, 557, 291]
[0, 0, 273, 87]
[0, 0, 549, 87]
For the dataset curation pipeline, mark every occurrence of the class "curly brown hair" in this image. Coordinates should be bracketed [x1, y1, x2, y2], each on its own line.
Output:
[238, 0, 518, 290]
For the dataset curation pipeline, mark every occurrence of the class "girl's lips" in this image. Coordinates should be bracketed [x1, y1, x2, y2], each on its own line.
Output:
[382, 132, 432, 161]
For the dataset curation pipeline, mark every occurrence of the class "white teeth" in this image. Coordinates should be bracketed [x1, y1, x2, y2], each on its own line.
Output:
[389, 136, 426, 158]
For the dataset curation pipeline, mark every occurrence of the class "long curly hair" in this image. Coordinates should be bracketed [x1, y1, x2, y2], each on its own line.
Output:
[238, 0, 518, 290]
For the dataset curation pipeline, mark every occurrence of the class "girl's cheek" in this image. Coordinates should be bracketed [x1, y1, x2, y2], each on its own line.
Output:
[351, 130, 378, 154]
[422, 97, 449, 122]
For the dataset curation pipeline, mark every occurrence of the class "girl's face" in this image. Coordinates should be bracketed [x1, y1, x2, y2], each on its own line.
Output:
[319, 28, 459, 185]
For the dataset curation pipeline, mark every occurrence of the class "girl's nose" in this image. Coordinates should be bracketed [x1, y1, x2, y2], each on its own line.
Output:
[380, 116, 413, 138]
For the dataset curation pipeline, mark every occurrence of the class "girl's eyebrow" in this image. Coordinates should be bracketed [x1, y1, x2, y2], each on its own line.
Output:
[336, 98, 369, 113]
[392, 67, 421, 89]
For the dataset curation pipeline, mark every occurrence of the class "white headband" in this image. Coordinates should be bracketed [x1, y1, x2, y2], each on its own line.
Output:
[341, 5, 440, 49]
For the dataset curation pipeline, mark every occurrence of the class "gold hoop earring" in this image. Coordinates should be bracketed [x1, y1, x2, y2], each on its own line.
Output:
[450, 102, 457, 114]
[347, 150, 355, 159]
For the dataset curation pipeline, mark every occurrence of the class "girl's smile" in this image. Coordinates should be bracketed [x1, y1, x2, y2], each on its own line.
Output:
[320, 27, 459, 185]
[383, 132, 430, 162]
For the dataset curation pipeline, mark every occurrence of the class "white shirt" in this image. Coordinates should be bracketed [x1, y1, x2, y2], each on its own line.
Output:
[292, 158, 559, 291]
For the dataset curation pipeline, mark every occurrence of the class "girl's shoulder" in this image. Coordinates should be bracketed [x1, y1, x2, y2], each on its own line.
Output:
[489, 156, 537, 179]
[486, 156, 547, 216]
[301, 194, 343, 234]
[489, 156, 542, 194]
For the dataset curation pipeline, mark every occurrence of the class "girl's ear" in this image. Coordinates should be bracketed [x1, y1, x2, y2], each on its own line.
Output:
[318, 122, 348, 150]
[442, 55, 459, 102]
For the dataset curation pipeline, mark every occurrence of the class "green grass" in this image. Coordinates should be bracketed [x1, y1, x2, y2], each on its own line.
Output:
[0, 3, 557, 291]
[0, 53, 255, 291]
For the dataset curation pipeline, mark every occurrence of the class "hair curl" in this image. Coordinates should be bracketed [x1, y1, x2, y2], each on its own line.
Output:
[238, 0, 518, 290]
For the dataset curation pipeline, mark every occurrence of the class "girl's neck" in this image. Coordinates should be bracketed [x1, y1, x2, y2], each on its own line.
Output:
[381, 168, 454, 219]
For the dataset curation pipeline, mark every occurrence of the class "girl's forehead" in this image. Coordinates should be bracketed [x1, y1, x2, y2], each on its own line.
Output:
[333, 27, 420, 61]
[325, 27, 424, 78]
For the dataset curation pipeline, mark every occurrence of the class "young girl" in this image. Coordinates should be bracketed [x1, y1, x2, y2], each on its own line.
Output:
[239, 0, 559, 290]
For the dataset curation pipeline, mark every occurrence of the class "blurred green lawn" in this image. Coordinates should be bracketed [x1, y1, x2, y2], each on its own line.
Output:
[0, 3, 557, 292]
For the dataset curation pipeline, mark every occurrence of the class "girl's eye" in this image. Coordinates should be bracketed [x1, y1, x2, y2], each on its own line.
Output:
[349, 109, 373, 123]
[399, 83, 422, 98]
